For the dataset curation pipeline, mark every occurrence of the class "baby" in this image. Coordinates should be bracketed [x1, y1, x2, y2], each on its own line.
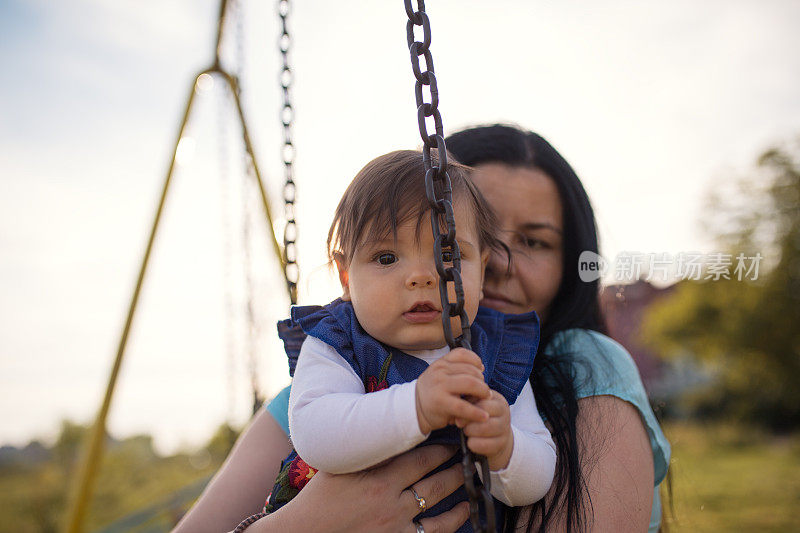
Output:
[268, 150, 556, 530]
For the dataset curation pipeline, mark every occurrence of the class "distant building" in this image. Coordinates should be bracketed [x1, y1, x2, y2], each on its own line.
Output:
[600, 279, 678, 395]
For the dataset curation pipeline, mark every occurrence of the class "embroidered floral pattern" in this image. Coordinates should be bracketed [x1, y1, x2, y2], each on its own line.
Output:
[365, 353, 393, 393]
[262, 491, 272, 513]
[366, 376, 388, 392]
[266, 348, 396, 514]
[288, 456, 317, 489]
[264, 450, 316, 513]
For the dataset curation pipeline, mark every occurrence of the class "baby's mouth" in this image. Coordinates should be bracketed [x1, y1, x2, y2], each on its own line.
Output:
[402, 302, 441, 323]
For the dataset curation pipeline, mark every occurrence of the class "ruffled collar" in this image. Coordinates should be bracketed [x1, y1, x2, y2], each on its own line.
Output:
[277, 299, 540, 405]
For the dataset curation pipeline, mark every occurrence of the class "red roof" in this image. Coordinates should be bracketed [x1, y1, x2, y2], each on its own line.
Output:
[600, 279, 677, 393]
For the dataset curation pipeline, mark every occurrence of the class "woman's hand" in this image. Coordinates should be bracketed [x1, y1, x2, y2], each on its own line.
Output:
[462, 390, 514, 471]
[246, 444, 470, 533]
[415, 348, 491, 434]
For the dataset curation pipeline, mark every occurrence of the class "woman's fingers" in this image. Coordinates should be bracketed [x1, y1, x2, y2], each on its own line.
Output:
[380, 444, 457, 488]
[412, 501, 470, 533]
[404, 460, 464, 514]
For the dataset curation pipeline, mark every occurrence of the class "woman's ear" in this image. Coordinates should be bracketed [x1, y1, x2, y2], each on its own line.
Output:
[334, 253, 351, 301]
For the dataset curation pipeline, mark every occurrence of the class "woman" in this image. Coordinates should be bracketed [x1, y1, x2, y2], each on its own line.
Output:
[173, 124, 669, 533]
[447, 125, 669, 532]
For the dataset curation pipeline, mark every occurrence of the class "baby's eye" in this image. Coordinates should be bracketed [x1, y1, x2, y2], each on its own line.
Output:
[377, 253, 397, 265]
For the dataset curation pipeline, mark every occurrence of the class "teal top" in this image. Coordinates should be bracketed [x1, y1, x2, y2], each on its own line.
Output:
[265, 385, 291, 438]
[265, 328, 670, 532]
[543, 329, 670, 533]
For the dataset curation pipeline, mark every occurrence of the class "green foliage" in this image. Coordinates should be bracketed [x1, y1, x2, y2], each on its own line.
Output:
[52, 420, 88, 475]
[643, 140, 800, 430]
[205, 423, 240, 463]
[0, 420, 236, 532]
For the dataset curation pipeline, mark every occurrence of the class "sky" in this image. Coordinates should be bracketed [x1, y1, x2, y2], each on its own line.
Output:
[1, 0, 799, 454]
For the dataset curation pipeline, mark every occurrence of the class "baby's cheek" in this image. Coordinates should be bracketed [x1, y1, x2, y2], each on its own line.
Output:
[444, 261, 484, 322]
[467, 269, 485, 311]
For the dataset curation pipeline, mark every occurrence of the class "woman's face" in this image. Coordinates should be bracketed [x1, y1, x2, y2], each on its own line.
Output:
[472, 163, 564, 322]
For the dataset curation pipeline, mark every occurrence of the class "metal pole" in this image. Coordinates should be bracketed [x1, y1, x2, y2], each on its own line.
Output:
[63, 1, 293, 526]
[213, 0, 230, 70]
[63, 74, 200, 533]
[216, 69, 293, 302]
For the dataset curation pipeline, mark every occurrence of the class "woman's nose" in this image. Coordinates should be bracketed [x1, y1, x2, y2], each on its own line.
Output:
[485, 248, 513, 281]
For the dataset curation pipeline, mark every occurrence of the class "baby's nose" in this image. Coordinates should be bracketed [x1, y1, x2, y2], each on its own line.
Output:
[406, 269, 436, 288]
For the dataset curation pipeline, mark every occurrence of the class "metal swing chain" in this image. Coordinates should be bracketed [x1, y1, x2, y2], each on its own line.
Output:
[229, 0, 265, 418]
[403, 2, 495, 532]
[278, 0, 298, 305]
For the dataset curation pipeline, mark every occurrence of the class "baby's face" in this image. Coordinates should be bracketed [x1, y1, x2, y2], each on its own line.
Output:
[338, 206, 488, 351]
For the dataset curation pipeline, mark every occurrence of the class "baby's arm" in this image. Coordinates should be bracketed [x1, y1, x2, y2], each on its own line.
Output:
[468, 383, 557, 507]
[288, 336, 427, 474]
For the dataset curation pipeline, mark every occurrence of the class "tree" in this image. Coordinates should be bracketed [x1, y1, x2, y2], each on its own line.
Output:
[642, 140, 800, 430]
[205, 423, 240, 462]
[53, 420, 88, 475]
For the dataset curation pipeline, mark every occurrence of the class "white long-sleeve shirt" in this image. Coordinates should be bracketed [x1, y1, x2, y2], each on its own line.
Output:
[288, 335, 557, 507]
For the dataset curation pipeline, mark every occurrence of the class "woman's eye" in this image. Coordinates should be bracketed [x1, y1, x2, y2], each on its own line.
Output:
[523, 237, 545, 249]
[441, 250, 454, 263]
[377, 253, 397, 265]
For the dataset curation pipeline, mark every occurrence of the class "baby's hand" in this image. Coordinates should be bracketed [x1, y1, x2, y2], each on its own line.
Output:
[462, 390, 514, 471]
[415, 348, 491, 434]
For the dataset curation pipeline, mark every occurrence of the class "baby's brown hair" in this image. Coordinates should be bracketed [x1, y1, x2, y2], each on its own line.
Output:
[328, 150, 507, 266]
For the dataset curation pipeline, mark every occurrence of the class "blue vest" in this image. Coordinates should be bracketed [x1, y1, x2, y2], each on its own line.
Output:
[269, 299, 539, 532]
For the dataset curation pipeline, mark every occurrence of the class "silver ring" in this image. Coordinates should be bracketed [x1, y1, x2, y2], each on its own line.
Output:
[410, 486, 427, 512]
[414, 520, 425, 533]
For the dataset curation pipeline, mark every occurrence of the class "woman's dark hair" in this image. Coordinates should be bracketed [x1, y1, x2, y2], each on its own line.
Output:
[446, 124, 607, 532]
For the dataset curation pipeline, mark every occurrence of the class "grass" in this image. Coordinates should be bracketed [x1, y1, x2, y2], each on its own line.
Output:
[661, 421, 800, 532]
[0, 447, 222, 532]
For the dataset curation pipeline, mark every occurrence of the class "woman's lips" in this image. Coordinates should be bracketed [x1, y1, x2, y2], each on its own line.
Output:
[481, 293, 517, 311]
